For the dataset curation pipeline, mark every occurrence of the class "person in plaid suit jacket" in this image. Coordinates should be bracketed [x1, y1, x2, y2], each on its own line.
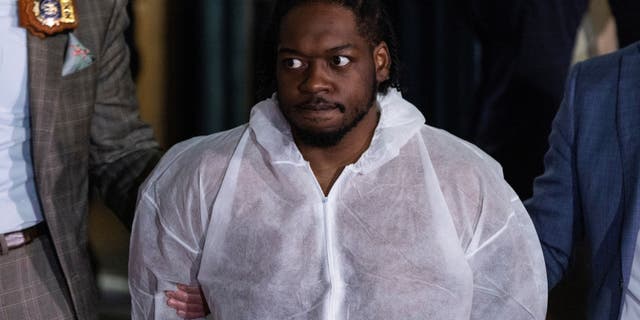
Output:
[0, 0, 163, 318]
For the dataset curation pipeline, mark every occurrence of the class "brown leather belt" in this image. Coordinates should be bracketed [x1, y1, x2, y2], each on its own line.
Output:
[0, 223, 47, 255]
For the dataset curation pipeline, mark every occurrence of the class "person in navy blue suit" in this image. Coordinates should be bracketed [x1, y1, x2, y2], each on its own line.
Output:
[525, 41, 640, 320]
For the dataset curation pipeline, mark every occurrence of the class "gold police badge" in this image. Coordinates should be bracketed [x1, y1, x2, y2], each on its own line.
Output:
[19, 0, 78, 38]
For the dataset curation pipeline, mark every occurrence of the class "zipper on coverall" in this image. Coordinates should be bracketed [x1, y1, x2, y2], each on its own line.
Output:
[306, 162, 349, 320]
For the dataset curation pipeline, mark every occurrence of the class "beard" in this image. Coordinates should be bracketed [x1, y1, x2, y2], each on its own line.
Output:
[288, 78, 378, 148]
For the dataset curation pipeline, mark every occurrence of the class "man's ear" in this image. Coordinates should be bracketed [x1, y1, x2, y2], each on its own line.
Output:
[373, 41, 391, 83]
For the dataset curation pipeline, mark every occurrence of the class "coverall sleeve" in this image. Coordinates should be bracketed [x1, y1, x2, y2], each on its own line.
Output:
[129, 180, 206, 319]
[465, 175, 548, 319]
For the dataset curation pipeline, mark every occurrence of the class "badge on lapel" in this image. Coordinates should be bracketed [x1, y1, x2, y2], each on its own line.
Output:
[18, 0, 78, 38]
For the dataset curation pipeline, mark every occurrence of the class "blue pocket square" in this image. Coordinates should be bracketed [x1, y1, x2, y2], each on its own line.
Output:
[62, 33, 95, 76]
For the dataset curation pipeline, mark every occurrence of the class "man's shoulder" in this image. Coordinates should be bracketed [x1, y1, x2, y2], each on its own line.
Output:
[143, 125, 247, 189]
[416, 126, 521, 250]
[417, 125, 503, 179]
[563, 42, 640, 123]
[71, 0, 128, 47]
[77, 0, 124, 11]
[76, 0, 122, 22]
[573, 41, 640, 83]
[583, 41, 639, 66]
[416, 125, 510, 204]
[158, 124, 247, 172]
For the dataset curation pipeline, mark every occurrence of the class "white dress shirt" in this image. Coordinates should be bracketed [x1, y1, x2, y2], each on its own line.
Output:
[0, 0, 44, 234]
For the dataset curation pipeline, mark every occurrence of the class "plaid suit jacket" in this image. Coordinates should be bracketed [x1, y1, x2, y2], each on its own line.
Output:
[27, 0, 161, 318]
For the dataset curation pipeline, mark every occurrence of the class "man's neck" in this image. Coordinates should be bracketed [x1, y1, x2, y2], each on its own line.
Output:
[295, 106, 379, 196]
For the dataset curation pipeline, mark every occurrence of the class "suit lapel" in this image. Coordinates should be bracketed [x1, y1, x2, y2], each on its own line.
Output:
[27, 32, 67, 210]
[618, 45, 640, 286]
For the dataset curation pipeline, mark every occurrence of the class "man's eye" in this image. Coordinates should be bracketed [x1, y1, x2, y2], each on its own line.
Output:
[284, 58, 304, 69]
[331, 56, 351, 67]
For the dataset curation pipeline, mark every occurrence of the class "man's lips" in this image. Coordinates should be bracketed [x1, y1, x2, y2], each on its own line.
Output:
[294, 100, 346, 113]
[297, 103, 338, 111]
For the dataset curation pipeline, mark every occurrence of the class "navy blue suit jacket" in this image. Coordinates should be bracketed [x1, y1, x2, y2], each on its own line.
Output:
[525, 42, 640, 320]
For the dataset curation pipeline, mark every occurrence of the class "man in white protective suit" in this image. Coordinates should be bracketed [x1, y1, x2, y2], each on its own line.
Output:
[128, 0, 547, 319]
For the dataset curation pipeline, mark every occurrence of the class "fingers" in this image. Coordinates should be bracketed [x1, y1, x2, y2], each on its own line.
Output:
[165, 290, 205, 313]
[176, 284, 211, 314]
[165, 288, 211, 319]
[166, 290, 191, 304]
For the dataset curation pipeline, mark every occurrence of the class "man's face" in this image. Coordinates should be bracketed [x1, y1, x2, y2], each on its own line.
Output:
[276, 2, 389, 147]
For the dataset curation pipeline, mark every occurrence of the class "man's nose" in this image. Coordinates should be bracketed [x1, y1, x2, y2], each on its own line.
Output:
[299, 62, 332, 94]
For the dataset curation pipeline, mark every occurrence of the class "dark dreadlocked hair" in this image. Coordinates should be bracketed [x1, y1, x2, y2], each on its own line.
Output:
[256, 0, 401, 100]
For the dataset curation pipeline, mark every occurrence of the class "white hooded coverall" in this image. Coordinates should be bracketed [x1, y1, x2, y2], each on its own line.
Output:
[129, 89, 547, 319]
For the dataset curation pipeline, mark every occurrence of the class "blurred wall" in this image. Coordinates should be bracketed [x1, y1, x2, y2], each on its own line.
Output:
[135, 0, 168, 146]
